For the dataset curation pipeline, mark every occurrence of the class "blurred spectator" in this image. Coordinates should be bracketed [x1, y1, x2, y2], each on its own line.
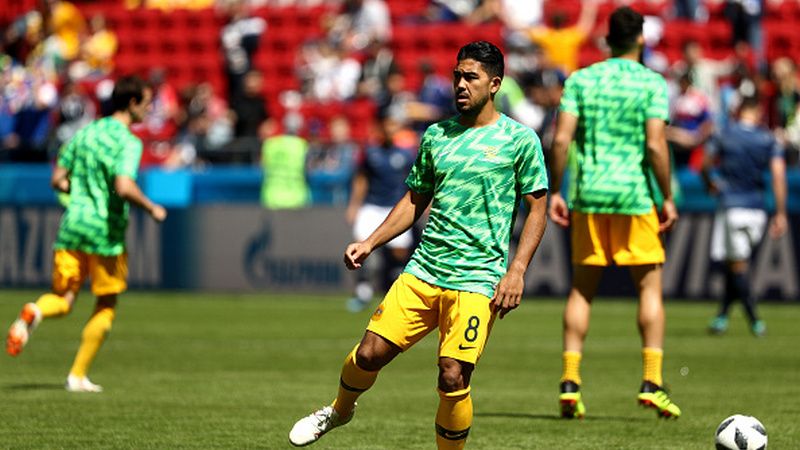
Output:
[407, 60, 454, 131]
[495, 41, 543, 129]
[44, 0, 86, 62]
[674, 41, 736, 121]
[174, 82, 234, 167]
[356, 39, 397, 101]
[306, 115, 357, 205]
[231, 70, 270, 163]
[527, 0, 598, 74]
[344, 115, 416, 312]
[770, 57, 800, 164]
[328, 0, 391, 52]
[477, 0, 544, 30]
[0, 64, 58, 162]
[376, 70, 416, 123]
[304, 40, 362, 102]
[221, 0, 267, 100]
[724, 0, 764, 72]
[50, 80, 95, 157]
[524, 68, 563, 155]
[667, 70, 715, 171]
[77, 14, 118, 78]
[674, 0, 707, 21]
[261, 113, 310, 209]
[428, 0, 480, 22]
[134, 68, 180, 167]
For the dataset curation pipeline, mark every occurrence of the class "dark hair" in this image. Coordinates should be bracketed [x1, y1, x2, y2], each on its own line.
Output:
[111, 75, 147, 113]
[457, 41, 504, 79]
[738, 96, 761, 112]
[606, 7, 644, 54]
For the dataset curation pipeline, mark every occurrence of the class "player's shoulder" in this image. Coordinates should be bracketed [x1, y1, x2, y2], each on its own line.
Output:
[498, 114, 539, 141]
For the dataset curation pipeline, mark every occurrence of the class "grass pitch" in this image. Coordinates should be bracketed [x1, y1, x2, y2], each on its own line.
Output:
[0, 290, 798, 449]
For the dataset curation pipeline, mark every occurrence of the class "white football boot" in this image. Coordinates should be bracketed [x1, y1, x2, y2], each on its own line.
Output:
[65, 375, 103, 393]
[288, 405, 354, 446]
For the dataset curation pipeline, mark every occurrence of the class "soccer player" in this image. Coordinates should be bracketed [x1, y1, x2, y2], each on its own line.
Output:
[5, 75, 167, 392]
[548, 7, 681, 419]
[345, 115, 416, 312]
[288, 41, 548, 448]
[704, 96, 787, 337]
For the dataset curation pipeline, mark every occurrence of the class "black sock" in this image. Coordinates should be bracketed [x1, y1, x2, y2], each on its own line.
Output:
[732, 272, 759, 323]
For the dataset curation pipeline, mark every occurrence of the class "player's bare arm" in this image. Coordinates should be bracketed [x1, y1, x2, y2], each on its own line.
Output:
[114, 175, 167, 222]
[645, 118, 678, 232]
[548, 111, 578, 227]
[345, 170, 368, 225]
[51, 165, 71, 193]
[769, 155, 788, 238]
[492, 190, 548, 319]
[344, 189, 432, 270]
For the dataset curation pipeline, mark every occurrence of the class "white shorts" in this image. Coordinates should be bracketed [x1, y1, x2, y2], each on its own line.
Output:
[354, 204, 413, 249]
[710, 207, 767, 262]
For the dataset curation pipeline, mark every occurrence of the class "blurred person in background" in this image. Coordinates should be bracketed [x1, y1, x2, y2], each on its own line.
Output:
[50, 80, 95, 158]
[548, 7, 680, 421]
[79, 14, 118, 78]
[135, 67, 179, 167]
[704, 96, 787, 337]
[175, 82, 234, 166]
[220, 0, 266, 100]
[260, 112, 309, 209]
[356, 39, 397, 102]
[327, 0, 391, 52]
[527, 0, 598, 74]
[306, 116, 357, 206]
[724, 0, 764, 73]
[344, 115, 416, 312]
[409, 60, 454, 132]
[770, 57, 800, 165]
[231, 69, 270, 164]
[666, 70, 714, 171]
[4, 76, 167, 392]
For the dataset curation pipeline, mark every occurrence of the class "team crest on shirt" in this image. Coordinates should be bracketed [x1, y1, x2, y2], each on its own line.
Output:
[480, 145, 500, 161]
[371, 305, 384, 321]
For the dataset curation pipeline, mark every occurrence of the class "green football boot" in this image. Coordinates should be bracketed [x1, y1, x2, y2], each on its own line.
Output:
[559, 381, 586, 419]
[638, 381, 681, 419]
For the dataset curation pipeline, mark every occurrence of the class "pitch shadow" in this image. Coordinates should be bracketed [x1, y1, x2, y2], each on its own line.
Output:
[5, 383, 65, 391]
[475, 412, 650, 422]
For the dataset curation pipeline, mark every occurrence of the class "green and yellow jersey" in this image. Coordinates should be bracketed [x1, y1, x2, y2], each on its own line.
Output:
[54, 117, 143, 256]
[560, 58, 669, 215]
[404, 114, 548, 298]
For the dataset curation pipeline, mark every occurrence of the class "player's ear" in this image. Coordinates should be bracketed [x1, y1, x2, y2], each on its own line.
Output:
[490, 76, 502, 95]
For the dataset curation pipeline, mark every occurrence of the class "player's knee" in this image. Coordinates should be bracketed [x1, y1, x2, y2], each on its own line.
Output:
[355, 344, 389, 371]
[438, 359, 471, 392]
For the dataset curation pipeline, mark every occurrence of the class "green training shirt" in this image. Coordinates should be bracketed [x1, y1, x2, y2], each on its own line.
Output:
[559, 58, 669, 215]
[54, 117, 143, 256]
[404, 114, 548, 298]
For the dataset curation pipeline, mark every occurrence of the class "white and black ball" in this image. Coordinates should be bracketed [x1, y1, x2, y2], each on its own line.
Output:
[715, 414, 768, 450]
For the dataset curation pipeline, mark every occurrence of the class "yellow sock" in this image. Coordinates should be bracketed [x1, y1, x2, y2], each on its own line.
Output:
[435, 387, 472, 450]
[642, 347, 663, 387]
[332, 345, 378, 417]
[561, 351, 582, 385]
[35, 293, 71, 318]
[69, 306, 115, 378]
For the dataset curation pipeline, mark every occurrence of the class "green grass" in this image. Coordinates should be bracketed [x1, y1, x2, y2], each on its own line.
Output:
[0, 290, 798, 449]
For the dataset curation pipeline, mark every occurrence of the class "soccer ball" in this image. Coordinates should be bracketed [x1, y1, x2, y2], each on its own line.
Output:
[715, 414, 768, 450]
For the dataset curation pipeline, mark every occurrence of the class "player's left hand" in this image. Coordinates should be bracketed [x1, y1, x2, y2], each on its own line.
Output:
[659, 198, 678, 232]
[491, 270, 524, 319]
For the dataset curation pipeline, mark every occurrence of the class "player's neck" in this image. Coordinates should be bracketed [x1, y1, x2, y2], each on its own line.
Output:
[458, 106, 501, 128]
[111, 111, 132, 128]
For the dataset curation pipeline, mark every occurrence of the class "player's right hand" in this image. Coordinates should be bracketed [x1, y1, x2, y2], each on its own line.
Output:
[548, 192, 570, 227]
[344, 242, 372, 270]
[150, 204, 167, 222]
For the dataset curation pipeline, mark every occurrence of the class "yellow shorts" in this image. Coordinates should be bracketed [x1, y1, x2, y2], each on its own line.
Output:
[53, 250, 128, 296]
[367, 273, 496, 365]
[571, 210, 665, 266]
